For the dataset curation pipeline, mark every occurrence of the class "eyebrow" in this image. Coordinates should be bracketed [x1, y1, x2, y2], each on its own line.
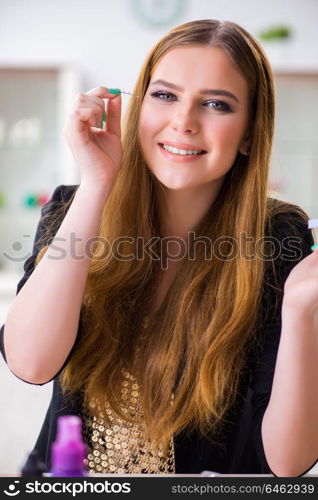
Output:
[149, 79, 240, 103]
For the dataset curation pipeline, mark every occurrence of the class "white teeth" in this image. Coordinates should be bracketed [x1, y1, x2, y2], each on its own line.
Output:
[161, 144, 203, 155]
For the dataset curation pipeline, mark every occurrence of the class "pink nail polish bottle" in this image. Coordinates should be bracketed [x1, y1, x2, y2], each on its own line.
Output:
[50, 416, 87, 477]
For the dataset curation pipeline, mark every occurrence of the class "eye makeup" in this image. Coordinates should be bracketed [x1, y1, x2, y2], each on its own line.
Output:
[149, 90, 233, 112]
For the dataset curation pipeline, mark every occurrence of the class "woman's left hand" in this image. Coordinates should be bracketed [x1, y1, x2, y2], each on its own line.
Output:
[282, 248, 318, 319]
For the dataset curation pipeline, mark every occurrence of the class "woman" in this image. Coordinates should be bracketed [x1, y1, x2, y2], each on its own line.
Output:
[1, 19, 318, 476]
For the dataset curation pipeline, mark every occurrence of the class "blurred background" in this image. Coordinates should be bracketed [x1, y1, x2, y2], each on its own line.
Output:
[0, 0, 318, 474]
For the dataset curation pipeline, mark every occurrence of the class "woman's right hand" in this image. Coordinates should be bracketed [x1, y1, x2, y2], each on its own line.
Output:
[64, 87, 123, 192]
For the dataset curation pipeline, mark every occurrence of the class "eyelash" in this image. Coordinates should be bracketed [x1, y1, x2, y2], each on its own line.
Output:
[149, 90, 232, 112]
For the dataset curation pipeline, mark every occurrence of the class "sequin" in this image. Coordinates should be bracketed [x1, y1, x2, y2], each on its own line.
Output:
[81, 323, 175, 475]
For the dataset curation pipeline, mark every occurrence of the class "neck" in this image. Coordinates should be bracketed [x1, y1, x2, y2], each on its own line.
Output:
[159, 178, 224, 241]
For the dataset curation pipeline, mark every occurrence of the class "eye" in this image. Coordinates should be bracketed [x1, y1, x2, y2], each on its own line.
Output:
[204, 100, 232, 112]
[150, 90, 177, 102]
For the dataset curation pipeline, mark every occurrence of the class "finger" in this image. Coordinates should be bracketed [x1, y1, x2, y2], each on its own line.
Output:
[85, 86, 120, 100]
[106, 94, 121, 137]
[79, 94, 105, 113]
[66, 108, 97, 139]
[76, 99, 104, 126]
[74, 108, 95, 132]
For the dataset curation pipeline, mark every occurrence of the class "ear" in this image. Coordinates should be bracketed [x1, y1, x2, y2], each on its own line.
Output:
[239, 131, 252, 156]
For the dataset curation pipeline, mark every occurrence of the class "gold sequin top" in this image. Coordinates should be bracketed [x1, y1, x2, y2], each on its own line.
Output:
[82, 315, 176, 474]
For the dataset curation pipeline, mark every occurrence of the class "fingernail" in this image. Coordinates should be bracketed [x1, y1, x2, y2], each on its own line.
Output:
[108, 88, 121, 95]
[311, 244, 318, 251]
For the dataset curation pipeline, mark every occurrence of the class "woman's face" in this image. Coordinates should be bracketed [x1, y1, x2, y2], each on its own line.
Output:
[138, 45, 251, 191]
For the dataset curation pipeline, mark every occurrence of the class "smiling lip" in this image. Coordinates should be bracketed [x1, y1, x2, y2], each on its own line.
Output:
[158, 143, 207, 163]
[159, 140, 207, 152]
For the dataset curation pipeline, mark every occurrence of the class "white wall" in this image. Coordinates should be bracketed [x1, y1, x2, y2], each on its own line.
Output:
[0, 0, 317, 92]
[0, 0, 317, 475]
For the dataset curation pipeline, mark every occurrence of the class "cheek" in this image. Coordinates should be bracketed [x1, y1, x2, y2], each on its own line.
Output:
[139, 105, 167, 144]
[209, 116, 247, 151]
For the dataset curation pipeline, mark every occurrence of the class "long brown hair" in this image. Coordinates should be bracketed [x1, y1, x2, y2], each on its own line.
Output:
[35, 20, 306, 450]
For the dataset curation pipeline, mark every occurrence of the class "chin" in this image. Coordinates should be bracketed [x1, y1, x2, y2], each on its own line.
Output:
[157, 176, 199, 191]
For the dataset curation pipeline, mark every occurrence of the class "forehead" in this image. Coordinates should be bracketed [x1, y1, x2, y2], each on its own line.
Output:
[151, 45, 248, 100]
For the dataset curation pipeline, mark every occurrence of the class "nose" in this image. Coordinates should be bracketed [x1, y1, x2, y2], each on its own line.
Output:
[170, 105, 199, 134]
